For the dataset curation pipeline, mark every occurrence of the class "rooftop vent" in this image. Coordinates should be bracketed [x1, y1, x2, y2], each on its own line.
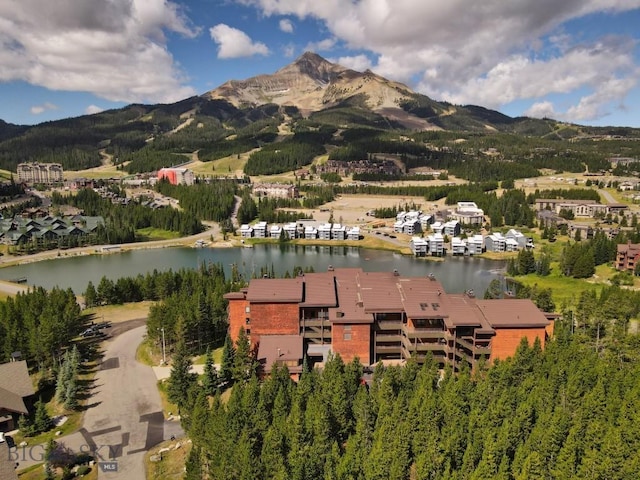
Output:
[336, 311, 344, 318]
[428, 273, 436, 280]
[328, 265, 334, 271]
[466, 289, 475, 298]
[393, 269, 400, 276]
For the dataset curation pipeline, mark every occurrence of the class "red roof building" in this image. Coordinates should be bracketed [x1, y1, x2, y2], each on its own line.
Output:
[224, 268, 552, 372]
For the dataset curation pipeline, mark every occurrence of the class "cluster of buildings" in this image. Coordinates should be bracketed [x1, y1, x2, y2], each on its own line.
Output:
[224, 268, 553, 375]
[240, 221, 361, 241]
[393, 202, 485, 237]
[316, 159, 401, 177]
[0, 215, 104, 245]
[16, 162, 63, 185]
[410, 229, 533, 257]
[535, 198, 627, 218]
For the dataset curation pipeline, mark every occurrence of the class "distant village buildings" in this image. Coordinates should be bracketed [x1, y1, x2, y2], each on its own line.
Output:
[0, 215, 104, 245]
[534, 198, 627, 217]
[317, 159, 401, 177]
[17, 162, 63, 185]
[252, 183, 298, 199]
[239, 221, 361, 241]
[157, 167, 195, 186]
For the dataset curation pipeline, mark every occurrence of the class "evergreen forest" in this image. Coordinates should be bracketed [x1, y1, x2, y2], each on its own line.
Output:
[182, 324, 640, 480]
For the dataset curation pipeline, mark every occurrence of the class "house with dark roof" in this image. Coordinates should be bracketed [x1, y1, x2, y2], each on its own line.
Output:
[224, 268, 553, 374]
[0, 361, 35, 433]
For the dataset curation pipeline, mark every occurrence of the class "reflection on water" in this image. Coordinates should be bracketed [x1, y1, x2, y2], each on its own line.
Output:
[0, 244, 505, 295]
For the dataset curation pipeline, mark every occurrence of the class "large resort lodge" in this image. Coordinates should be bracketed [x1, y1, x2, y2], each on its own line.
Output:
[225, 268, 553, 375]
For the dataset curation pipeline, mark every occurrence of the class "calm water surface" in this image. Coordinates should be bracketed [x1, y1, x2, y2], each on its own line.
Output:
[0, 244, 506, 295]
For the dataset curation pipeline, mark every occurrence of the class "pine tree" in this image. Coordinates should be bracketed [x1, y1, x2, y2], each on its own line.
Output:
[167, 338, 197, 411]
[64, 376, 78, 410]
[84, 281, 98, 308]
[220, 333, 235, 385]
[184, 447, 203, 480]
[233, 327, 257, 383]
[33, 398, 53, 434]
[202, 349, 219, 396]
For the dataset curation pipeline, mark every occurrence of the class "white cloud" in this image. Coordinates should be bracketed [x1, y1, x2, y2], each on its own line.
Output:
[279, 18, 294, 33]
[210, 24, 269, 59]
[524, 101, 558, 119]
[330, 54, 372, 72]
[305, 37, 336, 52]
[236, 0, 640, 123]
[283, 44, 295, 58]
[30, 102, 58, 115]
[0, 0, 197, 104]
[85, 104, 104, 115]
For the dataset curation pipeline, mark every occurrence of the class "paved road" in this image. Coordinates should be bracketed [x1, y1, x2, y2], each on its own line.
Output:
[12, 326, 183, 479]
[598, 188, 617, 204]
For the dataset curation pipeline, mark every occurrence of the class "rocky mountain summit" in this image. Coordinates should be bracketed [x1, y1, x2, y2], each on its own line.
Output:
[206, 52, 416, 115]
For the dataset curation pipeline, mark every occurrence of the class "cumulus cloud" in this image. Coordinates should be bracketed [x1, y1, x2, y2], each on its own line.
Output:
[305, 37, 336, 52]
[85, 104, 104, 115]
[30, 102, 58, 115]
[330, 54, 373, 72]
[210, 24, 269, 58]
[279, 18, 294, 33]
[235, 0, 640, 122]
[0, 0, 197, 104]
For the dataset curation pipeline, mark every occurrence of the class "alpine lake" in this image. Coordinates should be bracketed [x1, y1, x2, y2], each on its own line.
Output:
[0, 244, 506, 296]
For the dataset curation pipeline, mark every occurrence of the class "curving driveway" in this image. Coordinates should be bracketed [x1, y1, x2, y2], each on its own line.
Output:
[12, 326, 183, 479]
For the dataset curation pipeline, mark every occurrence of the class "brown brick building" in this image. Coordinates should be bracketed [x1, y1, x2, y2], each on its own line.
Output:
[224, 268, 552, 373]
[616, 242, 640, 272]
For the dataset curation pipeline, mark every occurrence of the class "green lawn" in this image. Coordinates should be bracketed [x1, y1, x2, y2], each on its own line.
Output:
[193, 346, 224, 365]
[513, 262, 613, 309]
[136, 227, 181, 241]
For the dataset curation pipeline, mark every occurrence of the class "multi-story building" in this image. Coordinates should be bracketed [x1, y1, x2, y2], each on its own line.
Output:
[157, 167, 195, 186]
[450, 202, 485, 225]
[467, 235, 484, 255]
[17, 162, 63, 184]
[410, 237, 428, 256]
[253, 221, 268, 238]
[616, 242, 640, 272]
[485, 233, 506, 252]
[427, 233, 445, 256]
[451, 237, 466, 255]
[224, 268, 552, 374]
[252, 183, 298, 199]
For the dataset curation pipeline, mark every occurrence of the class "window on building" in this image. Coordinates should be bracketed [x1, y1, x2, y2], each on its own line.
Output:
[343, 333, 352, 341]
[245, 306, 250, 313]
[245, 318, 250, 325]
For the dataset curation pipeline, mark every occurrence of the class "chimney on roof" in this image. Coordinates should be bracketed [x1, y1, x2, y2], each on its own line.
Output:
[277, 348, 282, 357]
[428, 273, 436, 280]
[328, 265, 334, 271]
[393, 269, 399, 276]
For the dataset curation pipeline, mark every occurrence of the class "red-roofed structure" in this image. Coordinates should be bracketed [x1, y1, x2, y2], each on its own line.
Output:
[224, 268, 553, 372]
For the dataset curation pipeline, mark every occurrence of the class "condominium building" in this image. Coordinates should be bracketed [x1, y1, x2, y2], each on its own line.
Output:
[17, 162, 63, 184]
[224, 268, 553, 374]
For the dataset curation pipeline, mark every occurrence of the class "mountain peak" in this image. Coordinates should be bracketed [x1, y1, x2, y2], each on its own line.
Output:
[205, 50, 419, 117]
[276, 51, 344, 83]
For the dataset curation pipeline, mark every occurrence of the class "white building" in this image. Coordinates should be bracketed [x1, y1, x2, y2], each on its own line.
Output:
[430, 221, 444, 235]
[420, 214, 434, 230]
[253, 221, 268, 238]
[450, 201, 485, 225]
[506, 229, 534, 249]
[467, 235, 484, 255]
[270, 225, 283, 239]
[17, 162, 63, 184]
[410, 237, 428, 257]
[485, 233, 506, 252]
[305, 226, 318, 239]
[451, 237, 466, 255]
[427, 233, 445, 256]
[240, 224, 253, 238]
[318, 223, 332, 240]
[443, 220, 461, 237]
[347, 226, 360, 241]
[283, 222, 298, 239]
[331, 224, 347, 240]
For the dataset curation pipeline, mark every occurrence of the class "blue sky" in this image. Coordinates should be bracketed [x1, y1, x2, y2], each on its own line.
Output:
[1, 0, 640, 127]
